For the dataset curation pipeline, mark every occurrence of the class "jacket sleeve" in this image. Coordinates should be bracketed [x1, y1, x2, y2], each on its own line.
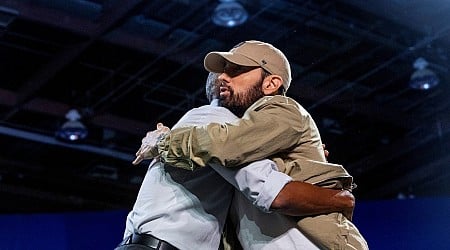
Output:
[158, 96, 305, 170]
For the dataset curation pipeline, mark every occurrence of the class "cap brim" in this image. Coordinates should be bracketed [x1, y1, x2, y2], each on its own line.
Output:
[204, 52, 260, 73]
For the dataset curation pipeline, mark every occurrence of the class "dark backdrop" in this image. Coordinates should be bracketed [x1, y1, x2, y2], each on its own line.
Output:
[1, 197, 449, 250]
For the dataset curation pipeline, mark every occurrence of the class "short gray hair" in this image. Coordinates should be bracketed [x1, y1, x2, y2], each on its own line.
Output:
[205, 72, 221, 103]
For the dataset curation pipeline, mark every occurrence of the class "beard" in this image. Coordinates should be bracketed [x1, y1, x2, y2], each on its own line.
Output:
[219, 80, 265, 117]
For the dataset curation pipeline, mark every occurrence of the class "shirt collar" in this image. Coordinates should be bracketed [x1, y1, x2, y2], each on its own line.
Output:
[210, 99, 219, 107]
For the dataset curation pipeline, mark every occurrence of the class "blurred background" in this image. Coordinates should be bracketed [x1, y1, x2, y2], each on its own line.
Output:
[0, 0, 449, 249]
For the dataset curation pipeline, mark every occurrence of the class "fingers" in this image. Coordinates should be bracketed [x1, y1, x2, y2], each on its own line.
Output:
[133, 146, 145, 165]
[135, 146, 143, 156]
[157, 122, 170, 133]
[132, 123, 169, 166]
[343, 210, 353, 221]
[322, 144, 329, 159]
[132, 155, 143, 165]
[346, 208, 354, 221]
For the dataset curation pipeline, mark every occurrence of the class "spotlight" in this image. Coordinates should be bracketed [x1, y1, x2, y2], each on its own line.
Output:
[212, 0, 248, 28]
[56, 109, 88, 142]
[409, 57, 439, 90]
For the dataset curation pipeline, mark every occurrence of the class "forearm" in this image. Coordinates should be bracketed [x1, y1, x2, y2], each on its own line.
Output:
[270, 181, 355, 219]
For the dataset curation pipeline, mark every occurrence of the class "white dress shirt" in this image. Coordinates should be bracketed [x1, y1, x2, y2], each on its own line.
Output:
[123, 101, 295, 249]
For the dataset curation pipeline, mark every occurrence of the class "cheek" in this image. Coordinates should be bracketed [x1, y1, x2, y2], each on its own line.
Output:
[235, 75, 260, 91]
[233, 84, 252, 95]
[228, 79, 246, 93]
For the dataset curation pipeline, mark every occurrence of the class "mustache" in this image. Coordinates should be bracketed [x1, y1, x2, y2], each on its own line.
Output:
[220, 86, 230, 92]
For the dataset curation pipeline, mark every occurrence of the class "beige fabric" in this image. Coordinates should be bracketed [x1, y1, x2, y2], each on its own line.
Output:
[298, 212, 368, 250]
[159, 95, 368, 249]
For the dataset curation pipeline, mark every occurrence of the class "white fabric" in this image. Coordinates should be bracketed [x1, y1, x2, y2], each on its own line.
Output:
[232, 191, 319, 249]
[123, 102, 295, 250]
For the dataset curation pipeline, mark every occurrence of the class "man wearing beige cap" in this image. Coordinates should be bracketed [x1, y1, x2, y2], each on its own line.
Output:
[117, 71, 356, 249]
[148, 40, 368, 249]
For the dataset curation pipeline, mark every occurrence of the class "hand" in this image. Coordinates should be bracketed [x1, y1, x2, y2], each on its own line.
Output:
[336, 189, 355, 221]
[322, 144, 329, 160]
[132, 123, 170, 165]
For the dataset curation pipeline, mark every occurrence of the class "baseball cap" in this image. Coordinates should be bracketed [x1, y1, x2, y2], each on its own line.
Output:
[204, 40, 292, 91]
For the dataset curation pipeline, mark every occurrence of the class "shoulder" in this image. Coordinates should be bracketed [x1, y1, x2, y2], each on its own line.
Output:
[250, 95, 303, 110]
[177, 105, 237, 126]
[254, 95, 300, 105]
[247, 96, 314, 123]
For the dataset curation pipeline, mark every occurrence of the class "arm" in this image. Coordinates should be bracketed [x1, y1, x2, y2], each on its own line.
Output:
[212, 159, 354, 220]
[133, 122, 354, 219]
[159, 96, 309, 170]
[271, 181, 354, 220]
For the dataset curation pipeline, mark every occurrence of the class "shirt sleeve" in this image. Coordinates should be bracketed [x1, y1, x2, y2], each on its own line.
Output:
[159, 96, 306, 170]
[210, 159, 292, 213]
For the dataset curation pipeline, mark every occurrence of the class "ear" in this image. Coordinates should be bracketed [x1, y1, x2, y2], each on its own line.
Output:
[262, 75, 283, 95]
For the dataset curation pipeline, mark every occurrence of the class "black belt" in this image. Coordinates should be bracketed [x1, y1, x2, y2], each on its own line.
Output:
[121, 233, 178, 250]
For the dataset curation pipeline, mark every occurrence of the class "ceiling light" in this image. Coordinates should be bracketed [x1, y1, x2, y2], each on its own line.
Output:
[56, 109, 88, 142]
[212, 0, 248, 28]
[409, 57, 439, 90]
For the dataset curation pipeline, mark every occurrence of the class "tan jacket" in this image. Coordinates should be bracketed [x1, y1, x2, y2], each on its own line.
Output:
[159, 95, 353, 189]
